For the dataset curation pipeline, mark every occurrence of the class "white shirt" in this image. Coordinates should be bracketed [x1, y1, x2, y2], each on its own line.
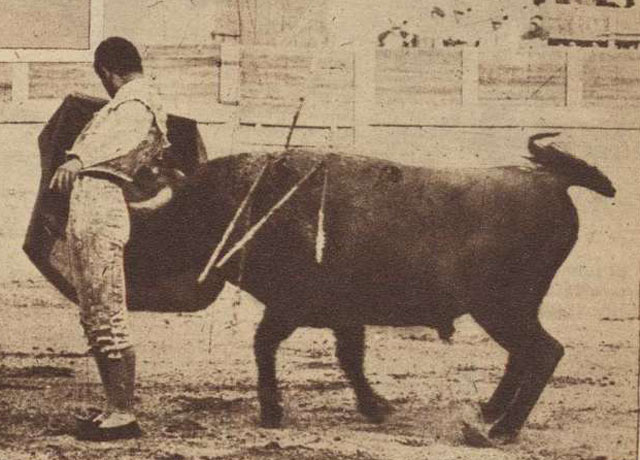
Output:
[68, 77, 169, 170]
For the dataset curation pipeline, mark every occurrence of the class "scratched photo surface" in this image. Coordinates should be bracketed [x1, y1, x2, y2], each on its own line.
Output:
[0, 1, 638, 459]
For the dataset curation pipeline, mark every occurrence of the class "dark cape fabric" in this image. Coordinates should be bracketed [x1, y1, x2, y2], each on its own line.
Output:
[23, 93, 224, 312]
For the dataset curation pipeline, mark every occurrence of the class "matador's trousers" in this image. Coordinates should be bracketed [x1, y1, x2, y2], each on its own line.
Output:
[66, 176, 132, 359]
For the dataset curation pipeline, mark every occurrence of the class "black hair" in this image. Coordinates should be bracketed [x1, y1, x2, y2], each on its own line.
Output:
[93, 37, 143, 77]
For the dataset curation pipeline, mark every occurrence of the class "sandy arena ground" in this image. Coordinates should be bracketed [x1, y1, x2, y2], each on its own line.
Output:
[0, 125, 638, 459]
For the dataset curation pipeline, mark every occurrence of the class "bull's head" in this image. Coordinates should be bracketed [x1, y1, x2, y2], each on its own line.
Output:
[127, 166, 186, 215]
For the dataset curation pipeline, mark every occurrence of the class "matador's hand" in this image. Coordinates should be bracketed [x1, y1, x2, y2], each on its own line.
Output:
[49, 157, 82, 194]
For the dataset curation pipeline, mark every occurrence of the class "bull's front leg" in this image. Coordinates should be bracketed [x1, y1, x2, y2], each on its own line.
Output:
[254, 315, 295, 428]
[334, 325, 393, 423]
[480, 353, 527, 424]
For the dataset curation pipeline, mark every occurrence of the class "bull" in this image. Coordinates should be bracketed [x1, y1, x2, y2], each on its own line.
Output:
[128, 132, 615, 443]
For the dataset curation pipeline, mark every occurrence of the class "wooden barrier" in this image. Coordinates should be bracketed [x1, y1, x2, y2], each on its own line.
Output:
[0, 44, 638, 145]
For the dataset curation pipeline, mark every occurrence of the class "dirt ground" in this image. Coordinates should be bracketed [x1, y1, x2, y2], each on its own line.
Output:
[0, 126, 638, 459]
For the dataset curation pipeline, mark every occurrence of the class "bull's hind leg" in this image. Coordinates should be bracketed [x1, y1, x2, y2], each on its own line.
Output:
[490, 323, 563, 441]
[473, 312, 564, 442]
[334, 325, 393, 423]
[254, 315, 296, 428]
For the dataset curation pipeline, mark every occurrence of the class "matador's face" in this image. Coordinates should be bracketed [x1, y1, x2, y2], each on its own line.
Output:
[96, 66, 118, 99]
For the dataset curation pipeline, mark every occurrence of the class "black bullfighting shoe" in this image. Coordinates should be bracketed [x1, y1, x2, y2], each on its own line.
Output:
[75, 412, 143, 441]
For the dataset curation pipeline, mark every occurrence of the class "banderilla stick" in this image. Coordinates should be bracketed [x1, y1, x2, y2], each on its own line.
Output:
[214, 162, 322, 269]
[315, 167, 328, 264]
[198, 161, 270, 283]
[285, 97, 305, 151]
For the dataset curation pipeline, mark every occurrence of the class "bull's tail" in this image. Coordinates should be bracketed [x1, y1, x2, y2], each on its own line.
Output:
[526, 132, 616, 198]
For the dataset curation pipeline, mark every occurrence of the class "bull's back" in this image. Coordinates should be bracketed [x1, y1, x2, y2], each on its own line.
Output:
[315, 166, 574, 325]
[238, 154, 579, 326]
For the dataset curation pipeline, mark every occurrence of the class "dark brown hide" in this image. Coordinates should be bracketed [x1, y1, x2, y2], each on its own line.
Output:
[153, 141, 613, 440]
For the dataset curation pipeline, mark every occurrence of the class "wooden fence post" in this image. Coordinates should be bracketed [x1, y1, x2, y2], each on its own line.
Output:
[352, 45, 375, 153]
[89, 0, 105, 50]
[227, 107, 240, 155]
[219, 42, 241, 105]
[565, 48, 583, 107]
[328, 115, 339, 150]
[219, 42, 241, 154]
[11, 62, 29, 103]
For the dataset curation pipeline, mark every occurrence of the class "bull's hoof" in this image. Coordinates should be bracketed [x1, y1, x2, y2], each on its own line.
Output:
[259, 406, 283, 429]
[259, 417, 282, 429]
[461, 421, 493, 448]
[488, 424, 519, 445]
[437, 322, 455, 342]
[358, 395, 394, 424]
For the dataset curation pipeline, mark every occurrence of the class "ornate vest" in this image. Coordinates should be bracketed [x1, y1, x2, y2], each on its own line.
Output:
[79, 78, 170, 185]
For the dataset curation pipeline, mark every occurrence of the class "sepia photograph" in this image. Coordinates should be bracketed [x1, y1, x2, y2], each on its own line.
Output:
[0, 1, 638, 459]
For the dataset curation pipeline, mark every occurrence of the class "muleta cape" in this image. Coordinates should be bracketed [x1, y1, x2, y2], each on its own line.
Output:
[23, 93, 224, 312]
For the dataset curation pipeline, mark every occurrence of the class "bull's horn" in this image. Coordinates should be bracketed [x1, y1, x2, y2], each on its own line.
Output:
[128, 186, 174, 213]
